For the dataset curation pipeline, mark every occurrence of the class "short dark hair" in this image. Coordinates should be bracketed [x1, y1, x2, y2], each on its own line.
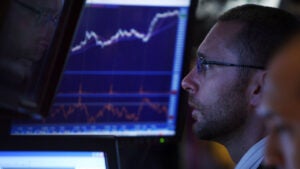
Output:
[218, 4, 300, 67]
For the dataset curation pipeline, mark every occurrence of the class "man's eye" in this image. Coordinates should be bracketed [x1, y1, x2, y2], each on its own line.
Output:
[197, 64, 210, 73]
[197, 64, 211, 74]
[202, 64, 210, 72]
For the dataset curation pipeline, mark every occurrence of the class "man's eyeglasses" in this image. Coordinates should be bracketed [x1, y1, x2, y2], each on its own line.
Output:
[197, 56, 265, 73]
[14, 0, 59, 25]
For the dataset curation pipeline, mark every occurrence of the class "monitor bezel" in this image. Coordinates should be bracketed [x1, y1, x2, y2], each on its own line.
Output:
[38, 0, 86, 118]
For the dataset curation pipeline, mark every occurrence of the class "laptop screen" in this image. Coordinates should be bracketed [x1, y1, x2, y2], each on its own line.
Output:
[0, 151, 107, 169]
[11, 0, 195, 140]
[0, 136, 120, 169]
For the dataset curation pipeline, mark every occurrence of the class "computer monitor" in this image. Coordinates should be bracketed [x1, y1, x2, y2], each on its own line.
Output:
[0, 136, 120, 169]
[0, 0, 85, 119]
[11, 0, 196, 142]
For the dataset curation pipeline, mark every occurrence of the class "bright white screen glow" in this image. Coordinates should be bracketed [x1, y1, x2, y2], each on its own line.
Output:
[0, 151, 107, 169]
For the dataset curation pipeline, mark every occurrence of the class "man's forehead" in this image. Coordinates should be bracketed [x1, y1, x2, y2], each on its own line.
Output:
[200, 21, 244, 45]
[197, 21, 244, 61]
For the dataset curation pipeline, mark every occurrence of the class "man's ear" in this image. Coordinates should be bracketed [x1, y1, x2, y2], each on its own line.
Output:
[247, 71, 267, 107]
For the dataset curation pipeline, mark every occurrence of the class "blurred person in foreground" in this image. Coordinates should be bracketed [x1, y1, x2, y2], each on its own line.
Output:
[0, 0, 64, 112]
[0, 0, 63, 91]
[258, 34, 300, 169]
[181, 4, 299, 169]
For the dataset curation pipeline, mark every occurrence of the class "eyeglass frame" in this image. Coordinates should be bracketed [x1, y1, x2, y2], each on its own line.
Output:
[196, 54, 265, 73]
[14, 0, 59, 25]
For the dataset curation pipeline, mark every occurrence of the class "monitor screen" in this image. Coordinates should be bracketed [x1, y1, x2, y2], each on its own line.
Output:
[11, 0, 195, 140]
[0, 136, 120, 169]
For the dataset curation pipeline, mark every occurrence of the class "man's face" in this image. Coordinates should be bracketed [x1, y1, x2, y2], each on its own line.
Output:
[0, 0, 63, 83]
[258, 36, 300, 169]
[181, 21, 250, 141]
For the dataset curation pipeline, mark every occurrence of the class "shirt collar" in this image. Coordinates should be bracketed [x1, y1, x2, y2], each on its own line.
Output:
[235, 137, 268, 169]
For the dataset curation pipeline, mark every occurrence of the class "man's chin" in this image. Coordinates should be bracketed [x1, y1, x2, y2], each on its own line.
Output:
[193, 122, 206, 139]
[192, 122, 217, 141]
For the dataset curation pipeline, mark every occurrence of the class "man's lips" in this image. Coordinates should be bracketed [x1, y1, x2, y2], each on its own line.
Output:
[188, 99, 204, 122]
[192, 109, 203, 122]
[188, 101, 198, 120]
[188, 99, 196, 108]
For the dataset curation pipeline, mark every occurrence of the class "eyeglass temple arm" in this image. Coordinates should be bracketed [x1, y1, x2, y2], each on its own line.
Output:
[204, 61, 265, 70]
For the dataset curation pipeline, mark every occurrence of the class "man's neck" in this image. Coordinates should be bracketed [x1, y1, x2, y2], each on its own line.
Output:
[217, 115, 267, 163]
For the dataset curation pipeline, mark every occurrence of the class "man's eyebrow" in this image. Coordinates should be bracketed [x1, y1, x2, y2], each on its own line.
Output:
[196, 52, 206, 59]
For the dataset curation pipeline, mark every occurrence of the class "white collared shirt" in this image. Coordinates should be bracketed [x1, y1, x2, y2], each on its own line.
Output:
[235, 137, 267, 169]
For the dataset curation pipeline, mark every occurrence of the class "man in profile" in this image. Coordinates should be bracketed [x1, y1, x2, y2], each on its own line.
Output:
[181, 4, 299, 169]
[258, 34, 300, 169]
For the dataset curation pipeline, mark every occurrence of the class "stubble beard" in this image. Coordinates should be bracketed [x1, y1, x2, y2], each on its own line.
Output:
[192, 81, 249, 143]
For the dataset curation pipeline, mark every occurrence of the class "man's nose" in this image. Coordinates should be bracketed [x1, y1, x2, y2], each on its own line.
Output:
[181, 67, 198, 94]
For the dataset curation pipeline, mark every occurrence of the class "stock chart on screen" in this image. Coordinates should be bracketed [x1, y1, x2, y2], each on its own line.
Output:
[11, 0, 192, 137]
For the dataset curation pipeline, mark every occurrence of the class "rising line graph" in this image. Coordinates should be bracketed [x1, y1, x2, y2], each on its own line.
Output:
[71, 9, 180, 53]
